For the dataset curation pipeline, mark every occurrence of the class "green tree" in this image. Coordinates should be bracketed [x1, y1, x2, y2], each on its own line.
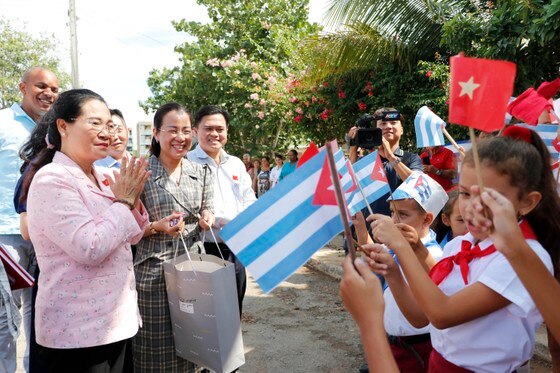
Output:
[0, 18, 70, 109]
[305, 0, 475, 80]
[143, 0, 320, 155]
[442, 0, 560, 91]
[308, 0, 559, 91]
[295, 0, 557, 149]
[287, 59, 461, 149]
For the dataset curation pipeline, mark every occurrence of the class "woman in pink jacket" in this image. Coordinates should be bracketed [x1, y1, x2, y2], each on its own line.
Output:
[21, 89, 150, 373]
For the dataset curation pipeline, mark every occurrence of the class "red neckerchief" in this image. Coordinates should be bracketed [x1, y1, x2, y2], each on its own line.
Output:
[429, 220, 536, 285]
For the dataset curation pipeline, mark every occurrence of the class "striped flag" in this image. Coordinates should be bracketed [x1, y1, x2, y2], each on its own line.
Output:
[220, 148, 350, 293]
[414, 106, 446, 148]
[346, 151, 390, 216]
[520, 124, 559, 159]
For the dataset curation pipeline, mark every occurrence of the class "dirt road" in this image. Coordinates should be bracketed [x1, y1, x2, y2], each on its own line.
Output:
[238, 265, 552, 373]
[239, 266, 364, 372]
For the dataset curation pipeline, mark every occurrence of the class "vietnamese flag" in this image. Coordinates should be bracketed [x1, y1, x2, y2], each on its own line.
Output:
[296, 142, 319, 168]
[507, 88, 553, 125]
[449, 55, 516, 132]
[537, 78, 560, 100]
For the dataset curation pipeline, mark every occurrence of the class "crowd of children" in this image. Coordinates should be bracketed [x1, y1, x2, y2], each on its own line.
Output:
[341, 126, 560, 372]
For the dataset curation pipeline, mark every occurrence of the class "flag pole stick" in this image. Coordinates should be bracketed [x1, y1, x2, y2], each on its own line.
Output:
[442, 127, 462, 153]
[326, 141, 356, 262]
[468, 127, 486, 194]
[346, 162, 374, 217]
[496, 123, 507, 137]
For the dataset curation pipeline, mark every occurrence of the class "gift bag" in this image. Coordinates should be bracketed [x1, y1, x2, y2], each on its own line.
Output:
[164, 252, 245, 373]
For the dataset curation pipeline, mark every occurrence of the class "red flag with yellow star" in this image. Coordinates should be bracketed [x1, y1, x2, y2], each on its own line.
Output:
[449, 54, 516, 132]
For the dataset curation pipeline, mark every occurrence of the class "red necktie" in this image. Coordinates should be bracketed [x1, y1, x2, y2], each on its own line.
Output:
[429, 220, 536, 285]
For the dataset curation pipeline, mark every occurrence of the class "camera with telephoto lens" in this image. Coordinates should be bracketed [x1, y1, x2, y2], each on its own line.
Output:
[351, 114, 383, 149]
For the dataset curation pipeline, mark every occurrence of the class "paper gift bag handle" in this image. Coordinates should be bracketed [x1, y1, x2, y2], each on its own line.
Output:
[177, 234, 198, 276]
[201, 229, 227, 266]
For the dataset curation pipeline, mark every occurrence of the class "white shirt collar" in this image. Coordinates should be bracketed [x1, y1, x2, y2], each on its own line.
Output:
[193, 144, 229, 165]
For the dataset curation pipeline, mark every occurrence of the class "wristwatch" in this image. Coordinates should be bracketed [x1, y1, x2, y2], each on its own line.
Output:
[390, 158, 401, 167]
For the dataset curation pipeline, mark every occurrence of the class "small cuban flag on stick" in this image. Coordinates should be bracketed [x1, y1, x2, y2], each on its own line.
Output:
[220, 146, 351, 293]
[414, 106, 463, 154]
[414, 106, 446, 148]
[345, 150, 391, 216]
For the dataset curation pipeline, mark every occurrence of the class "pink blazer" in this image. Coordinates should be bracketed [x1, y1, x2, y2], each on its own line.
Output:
[27, 152, 148, 348]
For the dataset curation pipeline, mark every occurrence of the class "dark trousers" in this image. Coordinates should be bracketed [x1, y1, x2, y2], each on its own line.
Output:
[35, 339, 128, 373]
[203, 242, 246, 316]
[388, 334, 432, 373]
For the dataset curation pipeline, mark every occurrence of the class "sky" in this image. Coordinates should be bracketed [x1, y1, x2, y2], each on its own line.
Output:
[1, 0, 329, 143]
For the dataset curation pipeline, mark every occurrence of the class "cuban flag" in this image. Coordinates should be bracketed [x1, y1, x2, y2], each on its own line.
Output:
[414, 106, 446, 148]
[519, 124, 559, 160]
[346, 151, 390, 216]
[220, 148, 351, 293]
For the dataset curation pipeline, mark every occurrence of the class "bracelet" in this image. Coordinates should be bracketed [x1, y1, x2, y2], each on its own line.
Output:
[389, 158, 401, 167]
[436, 168, 443, 176]
[149, 222, 158, 235]
[114, 198, 134, 210]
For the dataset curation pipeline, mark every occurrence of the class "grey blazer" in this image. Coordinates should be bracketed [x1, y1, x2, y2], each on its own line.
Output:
[134, 155, 214, 266]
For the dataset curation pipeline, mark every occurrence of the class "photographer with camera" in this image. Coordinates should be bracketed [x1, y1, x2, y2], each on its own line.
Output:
[347, 108, 423, 216]
[347, 110, 423, 373]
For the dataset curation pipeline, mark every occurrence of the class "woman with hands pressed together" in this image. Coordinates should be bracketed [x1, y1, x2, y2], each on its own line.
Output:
[366, 132, 560, 372]
[22, 89, 150, 372]
[132, 102, 214, 373]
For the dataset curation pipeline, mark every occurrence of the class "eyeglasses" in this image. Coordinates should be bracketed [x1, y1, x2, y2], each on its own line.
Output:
[159, 128, 192, 137]
[70, 117, 120, 134]
[115, 125, 127, 134]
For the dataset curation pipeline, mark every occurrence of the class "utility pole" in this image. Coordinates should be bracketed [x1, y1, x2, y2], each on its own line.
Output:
[69, 0, 80, 88]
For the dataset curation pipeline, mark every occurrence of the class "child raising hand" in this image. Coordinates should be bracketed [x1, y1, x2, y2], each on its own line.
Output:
[368, 132, 559, 372]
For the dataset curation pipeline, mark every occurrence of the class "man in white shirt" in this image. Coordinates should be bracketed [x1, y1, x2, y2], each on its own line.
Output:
[187, 105, 256, 315]
[0, 67, 59, 373]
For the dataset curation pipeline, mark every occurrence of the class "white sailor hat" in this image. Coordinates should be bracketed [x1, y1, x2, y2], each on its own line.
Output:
[387, 171, 448, 216]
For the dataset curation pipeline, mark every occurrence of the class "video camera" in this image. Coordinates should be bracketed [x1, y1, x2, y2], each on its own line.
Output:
[352, 114, 383, 149]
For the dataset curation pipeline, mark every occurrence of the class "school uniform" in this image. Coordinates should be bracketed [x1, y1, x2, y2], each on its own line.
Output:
[384, 230, 442, 372]
[429, 223, 553, 373]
